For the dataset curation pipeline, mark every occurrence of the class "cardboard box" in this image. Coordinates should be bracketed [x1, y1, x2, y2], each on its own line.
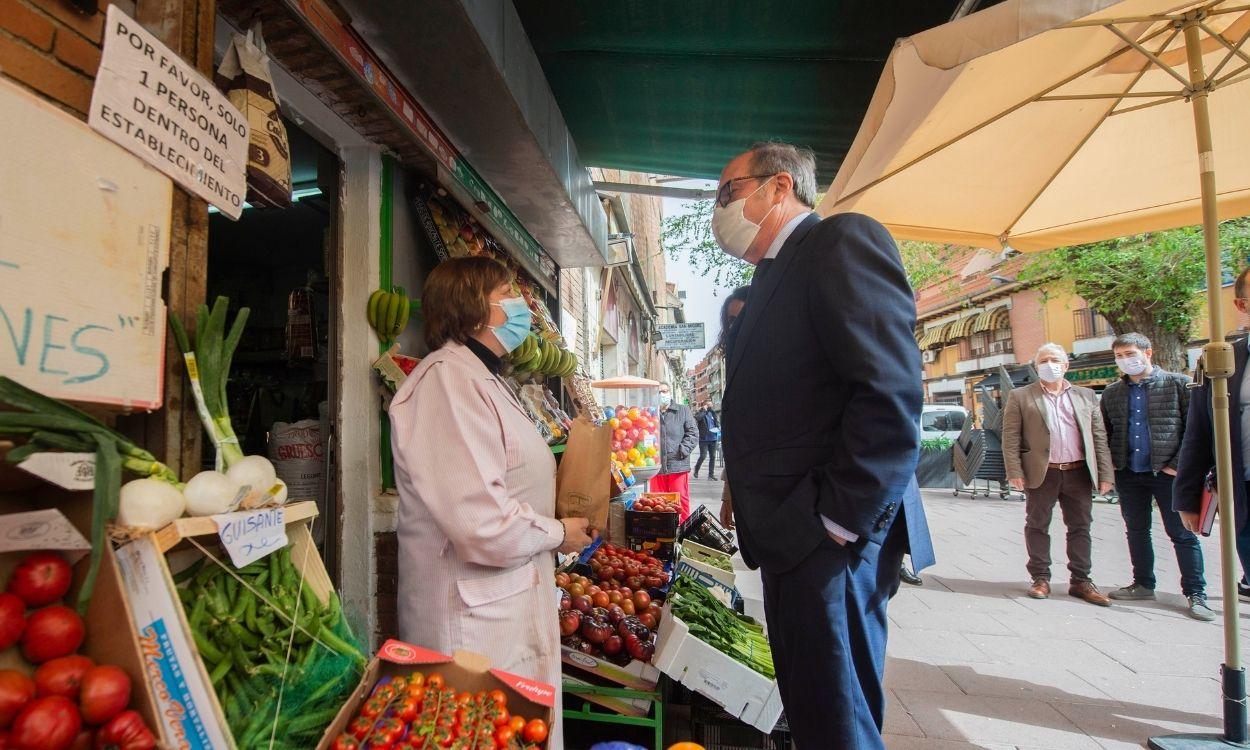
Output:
[0, 496, 166, 747]
[677, 541, 736, 588]
[674, 558, 739, 608]
[653, 602, 783, 734]
[317, 640, 556, 749]
[116, 501, 333, 750]
[561, 645, 660, 690]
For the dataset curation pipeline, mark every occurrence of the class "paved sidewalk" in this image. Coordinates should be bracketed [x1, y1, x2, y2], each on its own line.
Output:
[688, 477, 1236, 749]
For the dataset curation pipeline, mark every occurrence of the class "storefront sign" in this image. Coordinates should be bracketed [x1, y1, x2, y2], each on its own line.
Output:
[0, 77, 171, 410]
[90, 6, 249, 219]
[656, 323, 706, 350]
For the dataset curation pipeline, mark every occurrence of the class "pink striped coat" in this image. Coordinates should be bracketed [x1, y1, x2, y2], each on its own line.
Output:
[389, 342, 564, 743]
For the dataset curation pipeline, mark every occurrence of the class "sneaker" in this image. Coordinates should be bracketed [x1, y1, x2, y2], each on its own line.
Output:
[1239, 578, 1250, 602]
[1188, 595, 1217, 622]
[1108, 583, 1156, 601]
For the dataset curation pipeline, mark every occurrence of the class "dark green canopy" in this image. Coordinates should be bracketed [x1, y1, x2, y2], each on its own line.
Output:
[513, 1, 995, 183]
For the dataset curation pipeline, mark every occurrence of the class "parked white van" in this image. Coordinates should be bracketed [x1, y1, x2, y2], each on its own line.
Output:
[921, 404, 968, 441]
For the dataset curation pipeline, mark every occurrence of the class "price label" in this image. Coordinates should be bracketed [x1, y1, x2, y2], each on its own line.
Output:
[17, 452, 96, 490]
[211, 507, 287, 568]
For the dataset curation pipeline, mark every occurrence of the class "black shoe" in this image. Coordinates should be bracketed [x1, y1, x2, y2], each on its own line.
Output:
[1240, 578, 1250, 602]
[709, 475, 718, 481]
[900, 566, 923, 586]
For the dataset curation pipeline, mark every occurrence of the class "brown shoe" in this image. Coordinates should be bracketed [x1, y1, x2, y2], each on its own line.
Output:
[1027, 579, 1050, 599]
[1069, 581, 1111, 606]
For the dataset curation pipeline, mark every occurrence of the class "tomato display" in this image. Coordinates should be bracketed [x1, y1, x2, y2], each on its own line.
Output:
[77, 667, 130, 727]
[92, 711, 154, 750]
[632, 496, 679, 514]
[556, 543, 664, 666]
[337, 671, 548, 748]
[7, 553, 73, 608]
[35, 657, 95, 701]
[9, 696, 81, 750]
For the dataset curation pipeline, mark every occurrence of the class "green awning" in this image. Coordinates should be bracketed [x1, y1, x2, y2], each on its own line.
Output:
[512, 1, 995, 182]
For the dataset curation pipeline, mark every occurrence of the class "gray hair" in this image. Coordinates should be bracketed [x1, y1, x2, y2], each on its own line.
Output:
[747, 141, 818, 208]
[1112, 332, 1151, 352]
[1034, 343, 1069, 363]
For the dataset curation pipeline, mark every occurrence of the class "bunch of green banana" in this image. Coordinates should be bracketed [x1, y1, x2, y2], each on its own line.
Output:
[510, 333, 577, 377]
[367, 286, 411, 342]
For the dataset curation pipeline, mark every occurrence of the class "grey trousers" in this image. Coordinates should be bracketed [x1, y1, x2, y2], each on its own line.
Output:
[1025, 467, 1094, 583]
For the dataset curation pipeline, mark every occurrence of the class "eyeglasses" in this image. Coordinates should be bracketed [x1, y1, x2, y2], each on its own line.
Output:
[715, 174, 776, 207]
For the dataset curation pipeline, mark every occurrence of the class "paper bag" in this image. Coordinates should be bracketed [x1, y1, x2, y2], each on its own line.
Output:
[217, 23, 292, 208]
[555, 417, 611, 530]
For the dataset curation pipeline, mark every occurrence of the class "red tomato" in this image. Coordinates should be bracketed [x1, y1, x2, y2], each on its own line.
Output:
[371, 718, 403, 745]
[0, 672, 34, 730]
[521, 718, 548, 744]
[35, 656, 95, 701]
[92, 711, 154, 750]
[7, 553, 72, 608]
[69, 729, 92, 750]
[21, 607, 84, 664]
[9, 696, 81, 750]
[493, 726, 515, 747]
[508, 716, 525, 733]
[425, 674, 444, 690]
[349, 717, 374, 741]
[78, 667, 130, 726]
[359, 696, 388, 720]
[0, 595, 24, 653]
[330, 734, 360, 750]
[395, 697, 418, 724]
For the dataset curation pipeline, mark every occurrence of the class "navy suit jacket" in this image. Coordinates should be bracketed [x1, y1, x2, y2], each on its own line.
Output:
[721, 212, 935, 574]
[1174, 337, 1249, 531]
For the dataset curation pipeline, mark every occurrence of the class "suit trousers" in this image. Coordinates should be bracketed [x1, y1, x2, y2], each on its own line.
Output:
[1025, 467, 1094, 583]
[761, 514, 907, 750]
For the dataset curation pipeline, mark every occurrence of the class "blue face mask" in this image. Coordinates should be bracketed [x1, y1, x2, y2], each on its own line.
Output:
[490, 297, 532, 353]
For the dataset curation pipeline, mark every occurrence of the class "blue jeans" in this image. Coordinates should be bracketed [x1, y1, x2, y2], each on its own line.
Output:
[1116, 470, 1205, 596]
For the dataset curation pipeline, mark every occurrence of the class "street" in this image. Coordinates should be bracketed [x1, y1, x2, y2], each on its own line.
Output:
[689, 477, 1231, 749]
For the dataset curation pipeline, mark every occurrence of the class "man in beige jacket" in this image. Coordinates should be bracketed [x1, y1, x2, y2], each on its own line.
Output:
[1003, 343, 1115, 605]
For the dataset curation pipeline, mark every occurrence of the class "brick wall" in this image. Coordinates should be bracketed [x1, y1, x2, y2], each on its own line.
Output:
[0, 0, 136, 117]
[1010, 289, 1048, 362]
[375, 531, 399, 643]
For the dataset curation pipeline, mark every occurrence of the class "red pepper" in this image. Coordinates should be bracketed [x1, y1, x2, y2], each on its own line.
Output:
[93, 712, 155, 750]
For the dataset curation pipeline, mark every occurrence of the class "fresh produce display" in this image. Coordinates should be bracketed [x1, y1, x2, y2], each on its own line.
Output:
[508, 333, 576, 378]
[601, 406, 661, 482]
[632, 496, 678, 514]
[331, 672, 549, 749]
[555, 545, 668, 666]
[0, 552, 156, 749]
[367, 286, 414, 344]
[668, 577, 774, 679]
[175, 545, 364, 749]
[586, 544, 671, 597]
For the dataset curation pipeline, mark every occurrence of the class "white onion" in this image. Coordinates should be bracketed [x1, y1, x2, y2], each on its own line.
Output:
[118, 478, 186, 530]
[269, 479, 289, 506]
[183, 470, 243, 517]
[226, 455, 277, 494]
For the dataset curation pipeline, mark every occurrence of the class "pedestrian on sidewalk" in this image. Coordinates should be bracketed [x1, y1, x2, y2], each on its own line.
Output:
[649, 383, 699, 520]
[1100, 333, 1213, 621]
[715, 141, 933, 750]
[1003, 343, 1115, 606]
[694, 401, 721, 480]
[1175, 267, 1250, 602]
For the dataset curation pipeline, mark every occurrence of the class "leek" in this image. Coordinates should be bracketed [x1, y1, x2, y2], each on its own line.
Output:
[168, 296, 250, 469]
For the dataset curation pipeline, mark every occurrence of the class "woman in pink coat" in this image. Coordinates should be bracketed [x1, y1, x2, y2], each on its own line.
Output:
[389, 257, 594, 746]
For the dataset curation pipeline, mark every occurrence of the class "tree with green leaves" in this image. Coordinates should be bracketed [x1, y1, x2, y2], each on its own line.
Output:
[1021, 218, 1250, 373]
[660, 199, 752, 291]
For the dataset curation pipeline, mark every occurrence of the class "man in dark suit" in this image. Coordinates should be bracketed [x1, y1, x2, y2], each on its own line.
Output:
[716, 141, 934, 749]
[1174, 267, 1250, 599]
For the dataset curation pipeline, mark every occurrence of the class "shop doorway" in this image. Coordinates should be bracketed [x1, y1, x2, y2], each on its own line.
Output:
[206, 119, 341, 574]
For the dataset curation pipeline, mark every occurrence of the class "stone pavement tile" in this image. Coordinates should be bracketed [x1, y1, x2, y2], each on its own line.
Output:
[885, 656, 965, 694]
[989, 611, 1145, 643]
[1104, 610, 1223, 646]
[1011, 591, 1136, 619]
[888, 628, 995, 664]
[910, 587, 1034, 616]
[1049, 700, 1221, 749]
[1074, 673, 1222, 715]
[939, 663, 1120, 706]
[1089, 640, 1226, 677]
[885, 689, 925, 737]
[890, 604, 1016, 636]
[963, 634, 1135, 675]
[893, 689, 1101, 748]
[886, 736, 1017, 750]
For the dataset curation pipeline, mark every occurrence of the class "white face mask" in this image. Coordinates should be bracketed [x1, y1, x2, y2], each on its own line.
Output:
[1037, 362, 1066, 383]
[1116, 354, 1148, 377]
[712, 177, 777, 260]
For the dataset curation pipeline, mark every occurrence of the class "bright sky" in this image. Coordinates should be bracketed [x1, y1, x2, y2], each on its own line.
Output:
[660, 178, 730, 368]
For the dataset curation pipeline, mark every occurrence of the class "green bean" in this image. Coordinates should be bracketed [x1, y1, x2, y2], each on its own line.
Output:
[209, 659, 231, 686]
[284, 706, 342, 736]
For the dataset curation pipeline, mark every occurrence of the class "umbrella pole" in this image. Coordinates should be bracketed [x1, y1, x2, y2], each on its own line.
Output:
[1150, 13, 1247, 750]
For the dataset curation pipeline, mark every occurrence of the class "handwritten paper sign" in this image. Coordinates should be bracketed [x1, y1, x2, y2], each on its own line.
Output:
[212, 507, 287, 568]
[0, 77, 171, 410]
[90, 5, 248, 219]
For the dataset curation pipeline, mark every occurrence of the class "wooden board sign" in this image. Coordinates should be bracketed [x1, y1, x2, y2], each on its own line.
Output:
[0, 77, 172, 410]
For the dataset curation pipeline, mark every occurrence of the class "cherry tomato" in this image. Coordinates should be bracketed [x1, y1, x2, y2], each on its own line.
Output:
[493, 726, 515, 747]
[372, 718, 404, 746]
[349, 717, 375, 741]
[330, 734, 359, 750]
[454, 692, 472, 707]
[507, 716, 525, 734]
[492, 708, 510, 728]
[359, 697, 388, 720]
[522, 718, 548, 744]
[395, 697, 418, 724]
[425, 674, 444, 691]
